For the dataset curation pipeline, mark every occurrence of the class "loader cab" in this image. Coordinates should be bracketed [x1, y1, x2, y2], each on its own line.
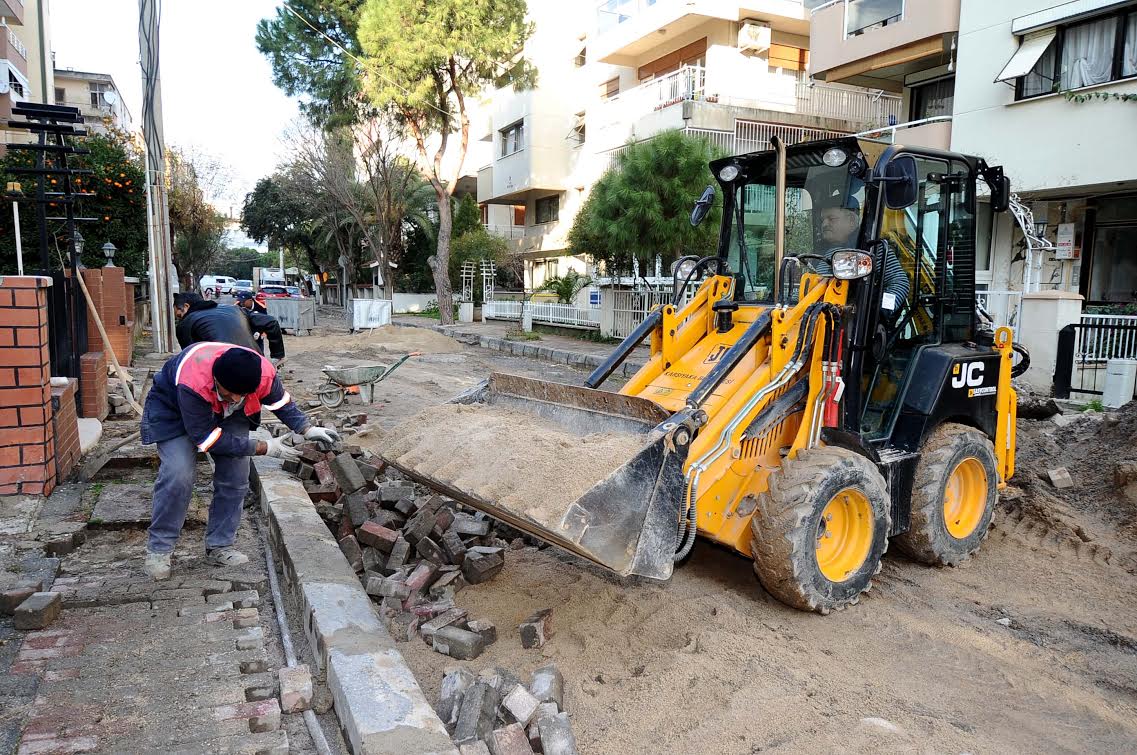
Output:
[710, 139, 1010, 450]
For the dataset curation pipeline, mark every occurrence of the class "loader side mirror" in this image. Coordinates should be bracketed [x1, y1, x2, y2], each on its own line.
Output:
[883, 156, 919, 210]
[991, 175, 1011, 213]
[690, 185, 715, 226]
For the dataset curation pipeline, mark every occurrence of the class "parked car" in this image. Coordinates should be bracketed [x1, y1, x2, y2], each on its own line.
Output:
[259, 285, 291, 299]
[285, 286, 302, 298]
[234, 280, 254, 297]
[199, 275, 236, 298]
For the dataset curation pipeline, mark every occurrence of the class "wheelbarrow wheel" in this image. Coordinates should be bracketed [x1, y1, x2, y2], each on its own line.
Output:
[317, 383, 345, 408]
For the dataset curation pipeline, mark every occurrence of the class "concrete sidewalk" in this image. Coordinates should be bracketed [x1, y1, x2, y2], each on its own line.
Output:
[392, 316, 650, 377]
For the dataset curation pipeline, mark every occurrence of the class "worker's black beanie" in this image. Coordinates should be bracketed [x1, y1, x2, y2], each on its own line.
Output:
[212, 348, 262, 395]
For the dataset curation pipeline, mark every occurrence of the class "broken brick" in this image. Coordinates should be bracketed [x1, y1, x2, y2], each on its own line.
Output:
[370, 510, 406, 530]
[439, 666, 475, 725]
[298, 462, 316, 480]
[519, 609, 553, 649]
[462, 551, 505, 585]
[402, 509, 437, 544]
[338, 536, 364, 572]
[393, 497, 416, 515]
[362, 547, 385, 572]
[313, 460, 336, 486]
[357, 521, 399, 552]
[305, 483, 338, 503]
[488, 723, 534, 755]
[419, 607, 469, 642]
[529, 665, 564, 709]
[406, 561, 439, 593]
[386, 537, 411, 571]
[454, 682, 500, 745]
[278, 664, 313, 713]
[343, 493, 369, 527]
[357, 460, 382, 483]
[502, 684, 541, 727]
[415, 536, 447, 566]
[467, 618, 497, 647]
[384, 610, 418, 642]
[441, 530, 467, 564]
[429, 570, 466, 599]
[1, 585, 36, 616]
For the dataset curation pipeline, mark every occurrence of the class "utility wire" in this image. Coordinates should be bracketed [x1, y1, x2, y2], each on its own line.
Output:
[280, 2, 453, 118]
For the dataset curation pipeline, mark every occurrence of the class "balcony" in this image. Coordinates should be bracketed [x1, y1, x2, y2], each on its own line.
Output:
[0, 26, 27, 77]
[809, 0, 959, 90]
[592, 64, 902, 151]
[484, 222, 571, 256]
[0, 0, 24, 26]
[593, 0, 808, 64]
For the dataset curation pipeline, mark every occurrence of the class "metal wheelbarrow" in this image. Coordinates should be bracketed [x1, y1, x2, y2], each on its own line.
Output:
[316, 352, 418, 408]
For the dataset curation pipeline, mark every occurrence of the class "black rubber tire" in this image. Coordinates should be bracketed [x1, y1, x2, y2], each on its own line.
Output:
[895, 423, 998, 566]
[750, 446, 891, 614]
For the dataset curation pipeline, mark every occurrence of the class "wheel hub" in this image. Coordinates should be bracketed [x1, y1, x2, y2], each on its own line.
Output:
[815, 487, 873, 583]
[943, 457, 987, 539]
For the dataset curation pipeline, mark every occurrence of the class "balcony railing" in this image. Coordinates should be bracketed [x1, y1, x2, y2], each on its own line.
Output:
[6, 28, 26, 60]
[853, 115, 952, 143]
[484, 224, 526, 239]
[603, 65, 902, 128]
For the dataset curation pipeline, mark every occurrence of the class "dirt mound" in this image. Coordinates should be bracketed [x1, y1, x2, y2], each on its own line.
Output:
[1008, 401, 1137, 558]
[284, 325, 462, 355]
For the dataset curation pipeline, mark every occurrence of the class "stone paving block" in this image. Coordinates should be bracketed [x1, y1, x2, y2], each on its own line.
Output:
[438, 666, 475, 726]
[537, 711, 579, 755]
[212, 698, 282, 733]
[460, 742, 492, 755]
[386, 537, 411, 571]
[441, 530, 467, 564]
[338, 535, 365, 572]
[519, 608, 554, 649]
[461, 551, 504, 585]
[234, 627, 264, 651]
[419, 607, 469, 642]
[416, 535, 447, 566]
[432, 625, 485, 660]
[1, 585, 36, 615]
[168, 729, 290, 755]
[14, 592, 62, 630]
[502, 684, 541, 727]
[357, 521, 399, 552]
[453, 681, 500, 745]
[278, 664, 313, 713]
[313, 460, 336, 487]
[330, 454, 366, 493]
[489, 722, 535, 755]
[467, 619, 497, 647]
[88, 482, 153, 527]
[343, 492, 369, 527]
[429, 570, 466, 600]
[529, 665, 564, 709]
[207, 590, 260, 609]
[406, 561, 438, 593]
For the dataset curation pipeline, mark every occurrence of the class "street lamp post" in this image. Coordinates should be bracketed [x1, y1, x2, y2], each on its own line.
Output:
[102, 242, 117, 267]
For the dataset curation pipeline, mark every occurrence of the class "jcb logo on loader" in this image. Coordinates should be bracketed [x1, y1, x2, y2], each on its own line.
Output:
[704, 344, 729, 364]
[953, 361, 995, 397]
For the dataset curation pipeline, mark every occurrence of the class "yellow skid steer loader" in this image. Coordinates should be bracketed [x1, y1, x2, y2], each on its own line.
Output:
[380, 137, 1023, 613]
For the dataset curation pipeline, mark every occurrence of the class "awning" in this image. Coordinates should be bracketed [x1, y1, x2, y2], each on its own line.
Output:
[994, 30, 1057, 83]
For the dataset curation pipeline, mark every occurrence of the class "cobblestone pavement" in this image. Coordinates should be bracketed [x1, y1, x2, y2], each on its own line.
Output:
[1, 468, 337, 755]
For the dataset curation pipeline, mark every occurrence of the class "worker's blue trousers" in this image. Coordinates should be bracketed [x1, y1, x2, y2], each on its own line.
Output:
[147, 415, 250, 554]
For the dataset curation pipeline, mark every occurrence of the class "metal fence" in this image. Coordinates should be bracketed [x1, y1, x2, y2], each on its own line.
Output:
[734, 119, 848, 153]
[611, 289, 671, 339]
[484, 300, 601, 329]
[1054, 316, 1137, 398]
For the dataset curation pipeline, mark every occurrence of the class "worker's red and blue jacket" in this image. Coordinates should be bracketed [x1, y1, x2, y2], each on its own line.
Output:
[141, 342, 310, 456]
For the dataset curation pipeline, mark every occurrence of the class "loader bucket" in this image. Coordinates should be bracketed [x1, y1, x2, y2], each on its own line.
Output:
[377, 373, 688, 581]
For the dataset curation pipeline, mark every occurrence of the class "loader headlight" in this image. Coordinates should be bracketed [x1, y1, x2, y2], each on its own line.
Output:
[673, 258, 698, 281]
[829, 250, 873, 280]
[823, 148, 848, 167]
[718, 164, 739, 182]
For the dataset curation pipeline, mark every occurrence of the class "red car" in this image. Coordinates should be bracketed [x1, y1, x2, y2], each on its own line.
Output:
[259, 285, 291, 299]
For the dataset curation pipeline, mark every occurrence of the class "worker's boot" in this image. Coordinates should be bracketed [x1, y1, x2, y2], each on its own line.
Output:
[205, 547, 250, 567]
[144, 551, 172, 581]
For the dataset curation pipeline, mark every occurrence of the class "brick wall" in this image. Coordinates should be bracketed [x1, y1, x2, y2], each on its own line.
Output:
[81, 267, 133, 368]
[51, 378, 80, 483]
[79, 351, 108, 421]
[0, 276, 57, 497]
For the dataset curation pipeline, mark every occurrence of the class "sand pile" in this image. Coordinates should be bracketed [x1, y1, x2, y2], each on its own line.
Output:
[285, 325, 462, 355]
[377, 403, 646, 529]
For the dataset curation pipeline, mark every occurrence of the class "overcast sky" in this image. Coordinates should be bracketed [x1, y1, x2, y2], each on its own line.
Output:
[53, 0, 302, 214]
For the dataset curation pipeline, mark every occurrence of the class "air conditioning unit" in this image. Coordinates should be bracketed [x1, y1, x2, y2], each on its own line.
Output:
[738, 21, 771, 55]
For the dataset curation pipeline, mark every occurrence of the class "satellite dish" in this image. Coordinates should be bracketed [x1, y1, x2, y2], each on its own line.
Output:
[102, 90, 118, 106]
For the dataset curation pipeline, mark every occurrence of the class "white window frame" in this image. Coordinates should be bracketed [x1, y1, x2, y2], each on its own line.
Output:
[500, 120, 524, 157]
[843, 0, 905, 39]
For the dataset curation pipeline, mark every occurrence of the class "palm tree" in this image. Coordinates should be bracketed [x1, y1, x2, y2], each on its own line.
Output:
[537, 269, 593, 304]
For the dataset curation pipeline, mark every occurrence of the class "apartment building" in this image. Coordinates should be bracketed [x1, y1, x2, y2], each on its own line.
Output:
[478, 0, 903, 289]
[53, 68, 133, 135]
[953, 0, 1137, 305]
[808, 0, 960, 149]
[0, 0, 52, 144]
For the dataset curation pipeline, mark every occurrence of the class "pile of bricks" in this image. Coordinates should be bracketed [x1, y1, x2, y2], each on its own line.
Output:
[439, 663, 579, 755]
[283, 436, 508, 654]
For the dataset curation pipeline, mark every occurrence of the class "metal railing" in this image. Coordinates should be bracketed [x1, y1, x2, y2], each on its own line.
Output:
[734, 119, 847, 153]
[611, 288, 671, 339]
[1055, 317, 1137, 399]
[976, 289, 1024, 339]
[795, 80, 902, 124]
[484, 299, 601, 329]
[853, 115, 952, 142]
[6, 27, 26, 60]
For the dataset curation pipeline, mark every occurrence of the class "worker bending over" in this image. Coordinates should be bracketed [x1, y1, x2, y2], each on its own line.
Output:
[140, 342, 337, 580]
[174, 292, 285, 362]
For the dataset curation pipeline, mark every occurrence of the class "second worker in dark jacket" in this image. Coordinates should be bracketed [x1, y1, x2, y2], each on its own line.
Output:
[174, 292, 285, 361]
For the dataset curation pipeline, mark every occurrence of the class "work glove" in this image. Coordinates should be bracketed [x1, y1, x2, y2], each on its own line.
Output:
[304, 426, 341, 450]
[265, 436, 301, 462]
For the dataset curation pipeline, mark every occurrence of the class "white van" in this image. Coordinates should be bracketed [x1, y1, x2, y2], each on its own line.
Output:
[199, 275, 236, 297]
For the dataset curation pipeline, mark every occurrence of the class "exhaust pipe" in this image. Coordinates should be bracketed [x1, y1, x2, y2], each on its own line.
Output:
[772, 135, 787, 303]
